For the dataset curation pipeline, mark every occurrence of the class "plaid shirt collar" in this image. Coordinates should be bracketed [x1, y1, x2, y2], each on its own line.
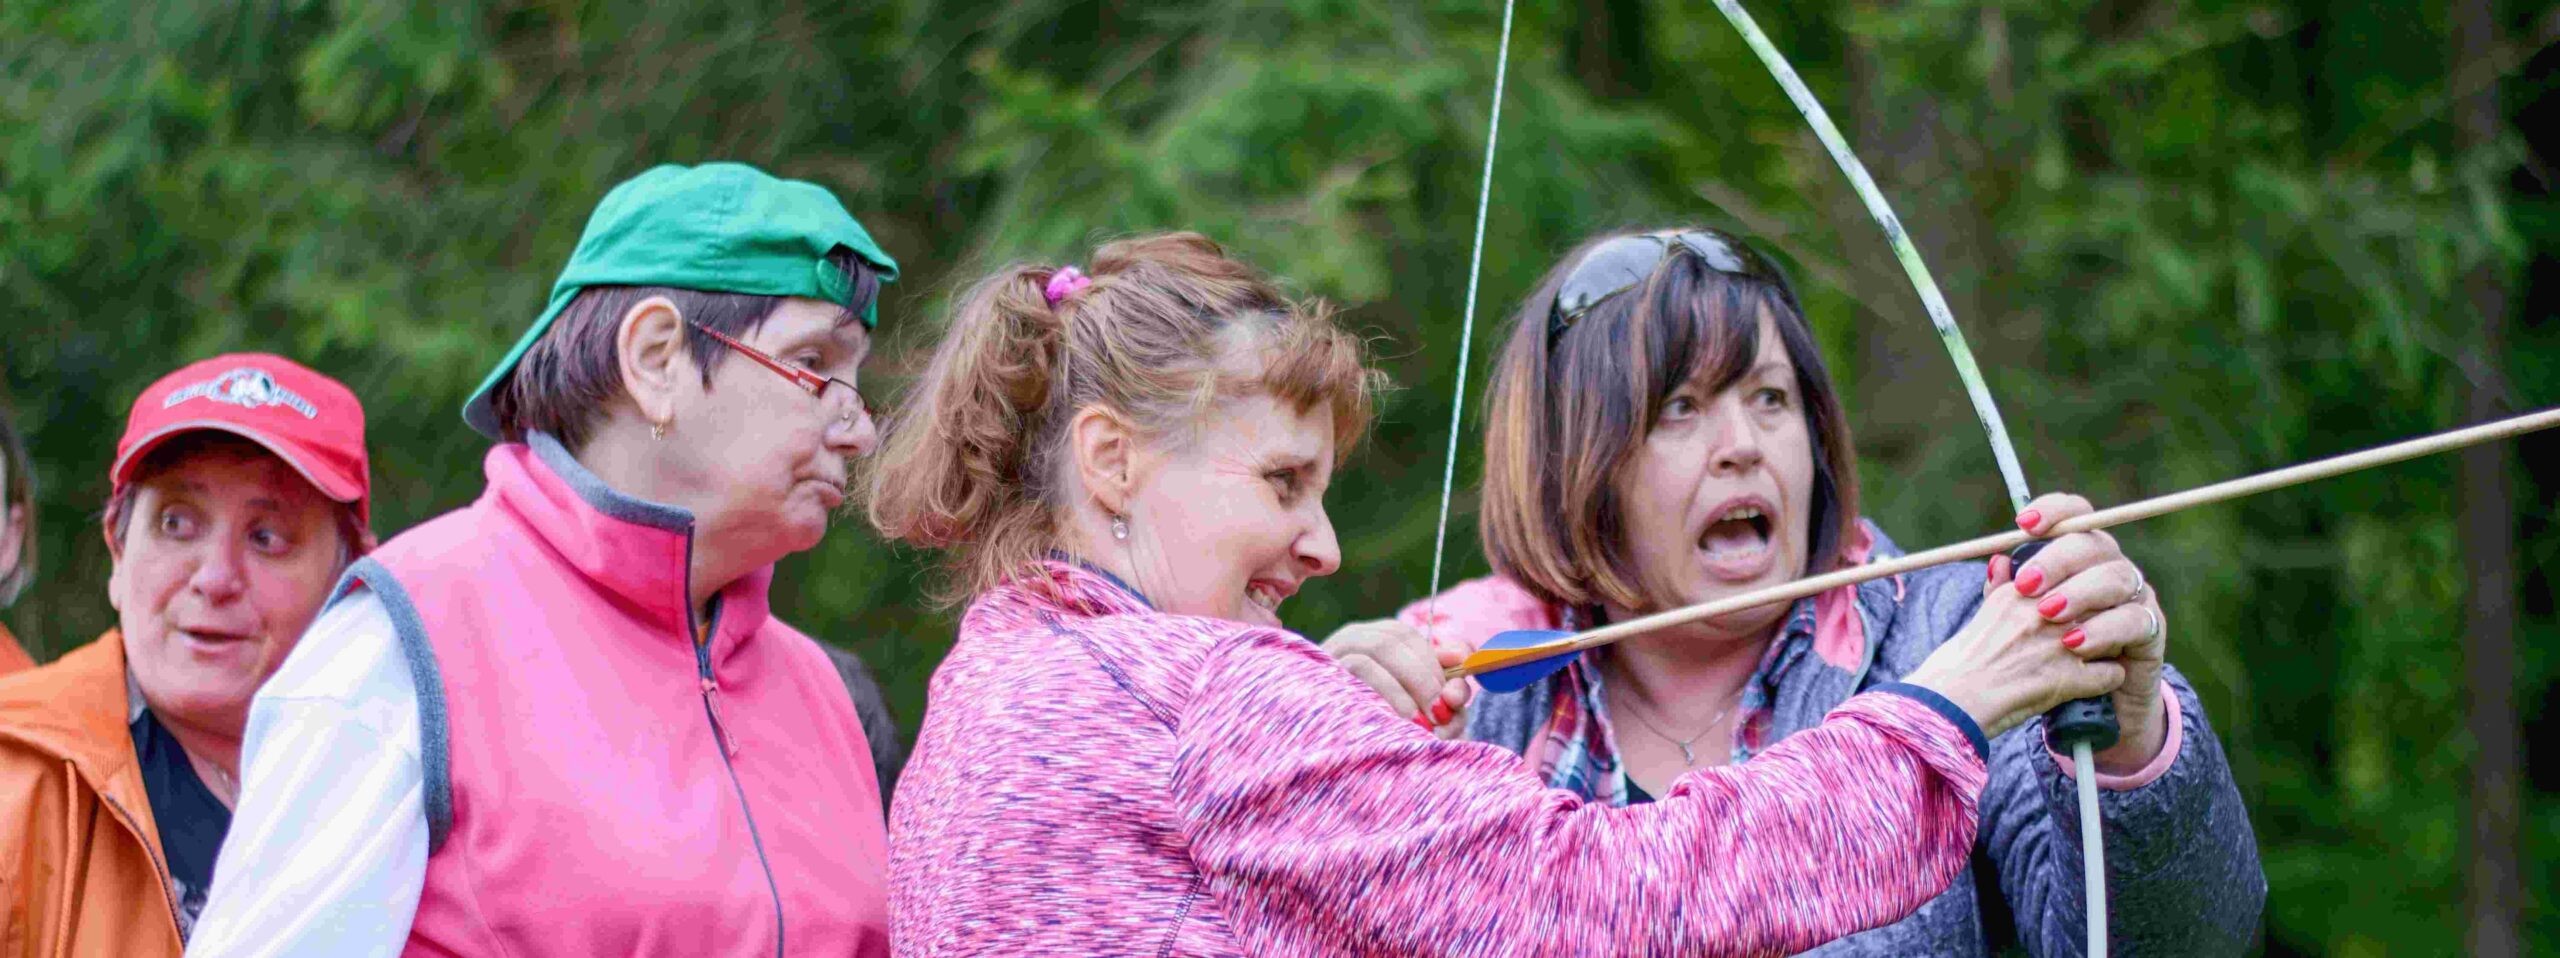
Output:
[1529, 598, 1823, 805]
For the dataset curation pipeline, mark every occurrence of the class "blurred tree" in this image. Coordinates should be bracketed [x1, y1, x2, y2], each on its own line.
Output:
[2450, 2, 2523, 955]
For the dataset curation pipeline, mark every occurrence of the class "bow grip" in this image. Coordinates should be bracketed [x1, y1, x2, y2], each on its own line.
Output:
[2006, 539, 2121, 752]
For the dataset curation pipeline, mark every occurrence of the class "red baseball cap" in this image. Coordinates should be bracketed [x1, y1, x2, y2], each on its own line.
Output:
[111, 354, 372, 527]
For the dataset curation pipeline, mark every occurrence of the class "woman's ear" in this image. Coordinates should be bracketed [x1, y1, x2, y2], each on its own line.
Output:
[105, 539, 126, 613]
[615, 296, 693, 429]
[1068, 405, 1141, 516]
[0, 503, 22, 585]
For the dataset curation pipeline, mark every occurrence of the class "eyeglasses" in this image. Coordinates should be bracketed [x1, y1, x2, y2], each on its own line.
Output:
[1548, 228, 1790, 342]
[686, 321, 871, 428]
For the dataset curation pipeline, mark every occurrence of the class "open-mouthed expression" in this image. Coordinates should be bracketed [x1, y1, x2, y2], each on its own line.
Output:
[1123, 393, 1343, 629]
[1611, 313, 1817, 635]
[109, 448, 346, 737]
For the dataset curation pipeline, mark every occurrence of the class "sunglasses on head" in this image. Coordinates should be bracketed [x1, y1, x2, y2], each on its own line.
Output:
[1547, 228, 1791, 342]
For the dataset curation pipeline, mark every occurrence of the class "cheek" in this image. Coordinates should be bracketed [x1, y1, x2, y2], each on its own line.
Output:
[111, 551, 188, 621]
[1778, 430, 1820, 547]
[1624, 440, 1703, 538]
[253, 558, 342, 643]
[706, 435, 806, 503]
[1144, 476, 1271, 592]
[1146, 475, 1230, 556]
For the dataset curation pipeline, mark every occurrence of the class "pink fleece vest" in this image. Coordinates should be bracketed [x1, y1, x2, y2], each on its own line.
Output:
[345, 435, 890, 957]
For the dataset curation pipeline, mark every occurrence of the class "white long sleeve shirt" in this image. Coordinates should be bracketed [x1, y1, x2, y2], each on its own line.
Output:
[184, 590, 426, 958]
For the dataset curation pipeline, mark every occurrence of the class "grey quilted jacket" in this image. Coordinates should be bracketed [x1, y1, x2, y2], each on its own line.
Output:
[1460, 525, 2266, 957]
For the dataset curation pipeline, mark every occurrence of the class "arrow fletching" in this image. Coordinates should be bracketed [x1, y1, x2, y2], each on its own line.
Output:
[1464, 630, 1580, 692]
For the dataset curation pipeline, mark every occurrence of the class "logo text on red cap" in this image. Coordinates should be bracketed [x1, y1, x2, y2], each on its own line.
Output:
[162, 368, 319, 419]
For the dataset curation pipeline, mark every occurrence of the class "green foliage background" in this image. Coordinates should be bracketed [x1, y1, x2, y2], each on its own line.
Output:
[5, 2, 2556, 953]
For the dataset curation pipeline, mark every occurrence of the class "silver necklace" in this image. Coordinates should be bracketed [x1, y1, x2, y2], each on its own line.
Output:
[1608, 678, 1742, 767]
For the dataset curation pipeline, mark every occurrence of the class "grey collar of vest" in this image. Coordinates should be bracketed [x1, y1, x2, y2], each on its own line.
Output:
[525, 430, 694, 533]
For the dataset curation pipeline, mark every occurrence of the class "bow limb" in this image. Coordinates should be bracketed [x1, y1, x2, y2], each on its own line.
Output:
[1705, 3, 2110, 956]
[1707, 0, 2033, 510]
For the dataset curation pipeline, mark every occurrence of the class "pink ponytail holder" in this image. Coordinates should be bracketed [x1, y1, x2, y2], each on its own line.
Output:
[1044, 266, 1093, 306]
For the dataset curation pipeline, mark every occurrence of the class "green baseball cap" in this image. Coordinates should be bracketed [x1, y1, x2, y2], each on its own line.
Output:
[462, 162, 900, 439]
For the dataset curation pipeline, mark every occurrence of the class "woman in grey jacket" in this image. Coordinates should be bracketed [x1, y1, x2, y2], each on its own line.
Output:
[1326, 227, 2264, 956]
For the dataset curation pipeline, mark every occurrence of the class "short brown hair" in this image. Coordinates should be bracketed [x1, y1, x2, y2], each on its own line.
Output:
[0, 402, 34, 606]
[102, 432, 370, 570]
[866, 232, 1381, 604]
[1479, 228, 1860, 613]
[488, 252, 884, 450]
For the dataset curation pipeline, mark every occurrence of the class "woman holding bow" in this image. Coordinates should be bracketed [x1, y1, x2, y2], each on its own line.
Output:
[875, 231, 2148, 957]
[1326, 226, 2266, 956]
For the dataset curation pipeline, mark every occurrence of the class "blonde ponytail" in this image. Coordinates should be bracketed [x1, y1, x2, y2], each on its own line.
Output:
[865, 232, 1379, 605]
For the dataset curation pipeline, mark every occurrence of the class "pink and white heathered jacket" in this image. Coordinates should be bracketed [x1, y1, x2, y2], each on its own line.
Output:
[890, 561, 1996, 957]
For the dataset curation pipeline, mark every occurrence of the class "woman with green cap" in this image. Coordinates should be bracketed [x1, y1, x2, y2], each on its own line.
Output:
[186, 163, 902, 958]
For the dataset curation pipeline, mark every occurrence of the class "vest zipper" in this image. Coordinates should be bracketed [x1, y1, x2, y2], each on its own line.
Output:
[695, 640, 740, 758]
[693, 593, 785, 957]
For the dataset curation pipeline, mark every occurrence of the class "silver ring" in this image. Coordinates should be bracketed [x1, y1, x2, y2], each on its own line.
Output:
[2139, 604, 2161, 639]
[2128, 566, 2149, 604]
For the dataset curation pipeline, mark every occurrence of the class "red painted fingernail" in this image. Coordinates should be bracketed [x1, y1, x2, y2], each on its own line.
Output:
[1431, 701, 1454, 724]
[2063, 629, 2085, 648]
[1413, 711, 1432, 727]
[2016, 509, 2043, 531]
[2016, 567, 2044, 595]
[2039, 594, 2069, 618]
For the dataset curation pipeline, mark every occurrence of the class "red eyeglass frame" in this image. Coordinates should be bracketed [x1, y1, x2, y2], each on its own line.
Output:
[685, 321, 869, 422]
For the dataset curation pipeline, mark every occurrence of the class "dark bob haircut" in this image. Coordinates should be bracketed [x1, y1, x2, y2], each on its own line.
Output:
[488, 251, 884, 451]
[1478, 227, 1860, 614]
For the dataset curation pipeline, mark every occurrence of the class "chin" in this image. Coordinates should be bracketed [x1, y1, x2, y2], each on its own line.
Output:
[787, 512, 833, 549]
[149, 681, 255, 730]
[744, 502, 831, 555]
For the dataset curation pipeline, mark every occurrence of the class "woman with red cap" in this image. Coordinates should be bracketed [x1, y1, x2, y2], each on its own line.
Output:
[0, 354, 373, 955]
[187, 163, 900, 958]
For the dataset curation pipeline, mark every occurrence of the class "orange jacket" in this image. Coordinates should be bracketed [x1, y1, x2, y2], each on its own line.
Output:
[0, 623, 31, 676]
[0, 631, 185, 957]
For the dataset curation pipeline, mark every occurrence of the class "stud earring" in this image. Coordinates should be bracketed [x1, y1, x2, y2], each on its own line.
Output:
[651, 420, 667, 441]
[1111, 515, 1129, 541]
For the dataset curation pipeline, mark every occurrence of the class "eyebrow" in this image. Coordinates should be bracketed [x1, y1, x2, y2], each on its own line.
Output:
[799, 324, 870, 362]
[158, 479, 292, 512]
[1265, 451, 1333, 485]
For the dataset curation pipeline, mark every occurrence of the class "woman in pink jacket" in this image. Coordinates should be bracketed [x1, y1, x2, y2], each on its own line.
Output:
[187, 163, 901, 958]
[870, 232, 2139, 957]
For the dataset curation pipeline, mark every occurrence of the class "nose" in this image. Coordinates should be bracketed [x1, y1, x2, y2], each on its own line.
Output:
[1296, 503, 1342, 579]
[830, 407, 880, 458]
[189, 538, 248, 604]
[1708, 399, 1764, 474]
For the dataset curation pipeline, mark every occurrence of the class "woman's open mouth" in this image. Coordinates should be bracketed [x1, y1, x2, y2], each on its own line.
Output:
[1697, 498, 1778, 580]
[1244, 579, 1295, 622]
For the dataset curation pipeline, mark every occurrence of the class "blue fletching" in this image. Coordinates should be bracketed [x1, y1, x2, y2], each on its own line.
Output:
[1471, 629, 1579, 693]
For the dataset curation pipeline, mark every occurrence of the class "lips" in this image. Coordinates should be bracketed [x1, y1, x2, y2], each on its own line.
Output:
[1696, 495, 1779, 581]
[1244, 578, 1297, 624]
[173, 627, 260, 658]
[802, 476, 849, 509]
